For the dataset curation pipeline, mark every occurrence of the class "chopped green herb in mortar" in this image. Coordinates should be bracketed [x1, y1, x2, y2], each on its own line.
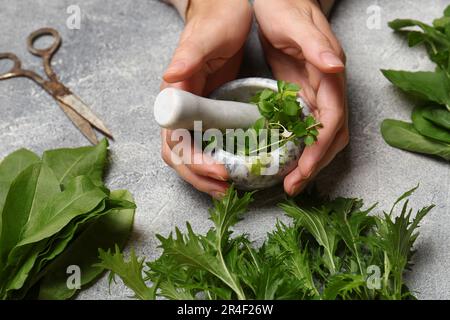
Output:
[206, 81, 321, 156]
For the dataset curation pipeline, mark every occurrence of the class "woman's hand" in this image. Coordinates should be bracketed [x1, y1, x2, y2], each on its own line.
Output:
[254, 0, 348, 196]
[160, 0, 252, 198]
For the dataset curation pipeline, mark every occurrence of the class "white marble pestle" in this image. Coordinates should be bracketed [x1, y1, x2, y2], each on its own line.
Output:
[153, 87, 261, 130]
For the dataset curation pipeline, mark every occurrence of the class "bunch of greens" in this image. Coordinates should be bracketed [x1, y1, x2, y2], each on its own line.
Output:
[0, 139, 135, 300]
[213, 81, 320, 156]
[381, 6, 450, 160]
[98, 185, 431, 300]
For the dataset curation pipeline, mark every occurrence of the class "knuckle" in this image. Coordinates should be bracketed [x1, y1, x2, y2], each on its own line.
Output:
[293, 6, 314, 20]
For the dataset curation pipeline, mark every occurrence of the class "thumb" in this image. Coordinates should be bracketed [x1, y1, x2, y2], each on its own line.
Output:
[288, 19, 344, 73]
[163, 38, 205, 83]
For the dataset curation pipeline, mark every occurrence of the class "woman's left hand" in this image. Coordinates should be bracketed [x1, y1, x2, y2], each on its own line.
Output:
[254, 0, 349, 196]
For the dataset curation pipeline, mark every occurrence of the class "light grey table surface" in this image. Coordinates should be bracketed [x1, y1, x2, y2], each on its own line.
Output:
[0, 0, 449, 300]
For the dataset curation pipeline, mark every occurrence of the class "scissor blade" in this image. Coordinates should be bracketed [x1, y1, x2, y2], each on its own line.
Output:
[57, 101, 98, 144]
[57, 93, 113, 138]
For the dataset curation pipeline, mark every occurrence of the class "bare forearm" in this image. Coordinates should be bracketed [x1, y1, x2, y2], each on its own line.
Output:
[163, 0, 337, 20]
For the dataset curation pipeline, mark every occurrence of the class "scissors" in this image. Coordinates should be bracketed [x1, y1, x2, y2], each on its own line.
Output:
[0, 27, 112, 144]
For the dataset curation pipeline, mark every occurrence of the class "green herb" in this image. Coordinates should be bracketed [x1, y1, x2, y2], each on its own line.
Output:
[380, 6, 450, 160]
[213, 81, 320, 156]
[381, 119, 450, 160]
[0, 139, 136, 300]
[252, 81, 320, 148]
[99, 185, 431, 300]
[412, 105, 450, 143]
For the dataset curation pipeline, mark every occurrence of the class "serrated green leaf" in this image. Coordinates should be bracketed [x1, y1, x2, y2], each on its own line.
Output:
[97, 246, 154, 300]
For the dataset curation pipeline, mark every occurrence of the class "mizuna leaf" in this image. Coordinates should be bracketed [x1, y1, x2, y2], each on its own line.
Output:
[97, 246, 154, 300]
[279, 201, 339, 274]
[323, 274, 366, 300]
[101, 187, 432, 301]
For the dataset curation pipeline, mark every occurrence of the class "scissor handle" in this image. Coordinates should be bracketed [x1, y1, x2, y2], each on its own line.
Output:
[27, 28, 61, 58]
[0, 52, 23, 80]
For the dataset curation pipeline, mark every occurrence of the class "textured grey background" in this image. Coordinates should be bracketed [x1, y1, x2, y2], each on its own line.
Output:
[0, 0, 449, 299]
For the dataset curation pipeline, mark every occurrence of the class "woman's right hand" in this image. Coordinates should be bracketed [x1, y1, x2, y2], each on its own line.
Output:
[160, 0, 252, 198]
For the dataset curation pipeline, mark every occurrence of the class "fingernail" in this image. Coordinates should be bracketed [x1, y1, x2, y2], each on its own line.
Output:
[290, 182, 301, 196]
[165, 61, 186, 75]
[320, 52, 344, 68]
[303, 168, 314, 180]
[208, 172, 228, 181]
[211, 191, 226, 199]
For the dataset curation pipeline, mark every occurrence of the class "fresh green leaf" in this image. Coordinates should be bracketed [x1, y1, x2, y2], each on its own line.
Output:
[97, 246, 154, 300]
[285, 83, 300, 92]
[305, 115, 316, 127]
[422, 106, 450, 130]
[38, 190, 136, 300]
[277, 80, 286, 92]
[293, 122, 307, 137]
[102, 186, 431, 301]
[283, 100, 299, 116]
[323, 274, 366, 300]
[304, 135, 315, 146]
[381, 119, 450, 160]
[0, 163, 60, 269]
[1, 175, 107, 295]
[381, 69, 450, 107]
[279, 201, 339, 274]
[381, 7, 450, 158]
[0, 141, 136, 300]
[259, 89, 274, 101]
[407, 31, 425, 47]
[252, 117, 266, 133]
[412, 106, 450, 143]
[15, 176, 108, 247]
[375, 201, 433, 299]
[0, 149, 40, 232]
[42, 139, 108, 187]
[225, 80, 318, 157]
